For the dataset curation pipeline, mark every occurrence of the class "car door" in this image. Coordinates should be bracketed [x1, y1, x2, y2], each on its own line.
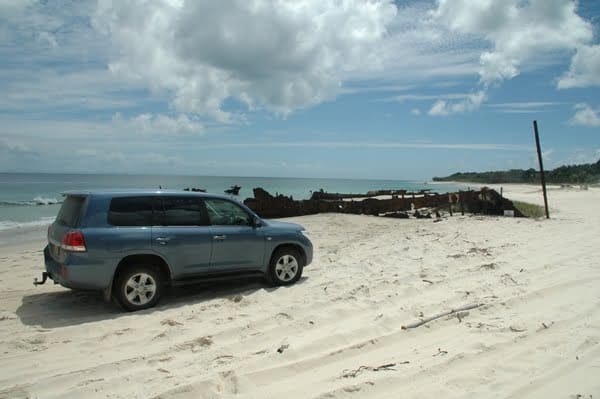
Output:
[204, 198, 265, 270]
[151, 196, 213, 278]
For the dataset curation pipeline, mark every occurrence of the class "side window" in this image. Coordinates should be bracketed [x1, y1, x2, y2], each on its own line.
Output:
[159, 197, 209, 226]
[204, 199, 252, 226]
[108, 197, 155, 227]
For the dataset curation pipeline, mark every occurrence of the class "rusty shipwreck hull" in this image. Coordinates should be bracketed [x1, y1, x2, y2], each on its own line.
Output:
[244, 187, 524, 219]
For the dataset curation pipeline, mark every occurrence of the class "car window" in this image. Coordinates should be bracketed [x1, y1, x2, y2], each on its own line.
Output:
[56, 195, 86, 227]
[108, 197, 155, 227]
[204, 199, 252, 226]
[159, 197, 209, 226]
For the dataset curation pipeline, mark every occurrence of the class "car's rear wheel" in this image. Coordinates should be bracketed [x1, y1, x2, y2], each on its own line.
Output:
[267, 248, 304, 286]
[114, 265, 163, 311]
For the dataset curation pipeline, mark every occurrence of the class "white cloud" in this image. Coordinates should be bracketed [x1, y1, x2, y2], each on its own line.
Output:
[392, 92, 479, 103]
[0, 139, 39, 170]
[434, 0, 593, 86]
[570, 103, 600, 127]
[558, 45, 600, 89]
[93, 0, 397, 122]
[542, 148, 554, 161]
[0, 0, 34, 14]
[185, 141, 530, 152]
[487, 102, 560, 113]
[36, 31, 58, 48]
[559, 148, 600, 166]
[372, 3, 481, 83]
[112, 113, 204, 135]
[428, 91, 486, 116]
[411, 108, 421, 116]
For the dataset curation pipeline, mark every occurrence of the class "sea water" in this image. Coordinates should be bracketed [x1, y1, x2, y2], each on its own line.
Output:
[0, 172, 460, 229]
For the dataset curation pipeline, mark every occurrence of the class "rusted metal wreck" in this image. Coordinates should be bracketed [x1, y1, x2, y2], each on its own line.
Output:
[243, 187, 524, 219]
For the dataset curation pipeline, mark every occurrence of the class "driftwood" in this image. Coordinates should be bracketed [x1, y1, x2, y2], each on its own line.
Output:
[402, 303, 483, 330]
[341, 362, 408, 378]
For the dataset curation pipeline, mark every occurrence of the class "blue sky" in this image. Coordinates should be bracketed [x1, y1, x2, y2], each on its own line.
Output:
[0, 0, 599, 180]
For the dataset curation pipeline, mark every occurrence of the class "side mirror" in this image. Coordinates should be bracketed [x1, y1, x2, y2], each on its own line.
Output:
[252, 216, 263, 228]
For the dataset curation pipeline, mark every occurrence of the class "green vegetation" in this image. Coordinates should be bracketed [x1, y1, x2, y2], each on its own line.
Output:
[433, 159, 600, 184]
[512, 200, 546, 219]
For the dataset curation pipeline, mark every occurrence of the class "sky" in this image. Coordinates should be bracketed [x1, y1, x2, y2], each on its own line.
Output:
[0, 0, 599, 180]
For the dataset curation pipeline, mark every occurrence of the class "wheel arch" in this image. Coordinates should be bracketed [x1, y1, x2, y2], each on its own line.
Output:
[113, 253, 172, 287]
[269, 243, 306, 266]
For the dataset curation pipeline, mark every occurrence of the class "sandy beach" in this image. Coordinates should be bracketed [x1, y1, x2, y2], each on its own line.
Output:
[1, 184, 599, 398]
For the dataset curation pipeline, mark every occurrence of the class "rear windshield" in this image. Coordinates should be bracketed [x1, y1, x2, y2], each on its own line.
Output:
[56, 195, 86, 227]
[108, 197, 155, 227]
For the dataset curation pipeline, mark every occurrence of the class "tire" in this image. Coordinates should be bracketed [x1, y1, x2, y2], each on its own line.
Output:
[114, 264, 164, 311]
[267, 248, 304, 286]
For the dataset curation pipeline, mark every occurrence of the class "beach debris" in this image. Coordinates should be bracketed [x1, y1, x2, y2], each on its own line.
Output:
[277, 343, 289, 354]
[414, 209, 431, 219]
[225, 185, 241, 195]
[539, 321, 554, 331]
[276, 312, 292, 320]
[501, 273, 518, 285]
[468, 247, 491, 256]
[229, 294, 243, 303]
[381, 211, 409, 219]
[177, 336, 213, 352]
[422, 279, 434, 284]
[480, 263, 497, 270]
[402, 303, 483, 330]
[161, 319, 183, 327]
[433, 348, 448, 357]
[340, 362, 405, 378]
[455, 311, 469, 323]
[213, 355, 235, 364]
[509, 326, 527, 333]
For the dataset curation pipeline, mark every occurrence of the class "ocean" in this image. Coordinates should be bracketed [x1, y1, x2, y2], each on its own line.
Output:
[0, 172, 460, 230]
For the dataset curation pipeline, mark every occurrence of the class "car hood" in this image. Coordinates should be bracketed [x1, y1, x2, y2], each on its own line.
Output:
[264, 220, 304, 232]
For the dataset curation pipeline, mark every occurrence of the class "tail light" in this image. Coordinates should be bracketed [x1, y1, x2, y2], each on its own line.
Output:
[61, 231, 87, 252]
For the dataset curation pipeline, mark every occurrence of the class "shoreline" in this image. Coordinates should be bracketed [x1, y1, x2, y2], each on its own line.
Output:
[0, 223, 48, 247]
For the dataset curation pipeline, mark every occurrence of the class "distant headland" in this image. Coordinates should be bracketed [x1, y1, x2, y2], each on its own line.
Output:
[433, 159, 600, 185]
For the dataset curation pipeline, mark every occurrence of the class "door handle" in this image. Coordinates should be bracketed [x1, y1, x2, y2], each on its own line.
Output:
[155, 237, 172, 245]
[213, 235, 226, 240]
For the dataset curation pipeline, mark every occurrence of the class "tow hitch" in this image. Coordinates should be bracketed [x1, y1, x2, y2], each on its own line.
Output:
[33, 272, 50, 286]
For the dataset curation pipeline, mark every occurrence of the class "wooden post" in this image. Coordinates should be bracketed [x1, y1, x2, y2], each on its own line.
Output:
[533, 120, 550, 219]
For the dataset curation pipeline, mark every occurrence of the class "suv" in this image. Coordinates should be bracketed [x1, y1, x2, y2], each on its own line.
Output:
[37, 190, 313, 311]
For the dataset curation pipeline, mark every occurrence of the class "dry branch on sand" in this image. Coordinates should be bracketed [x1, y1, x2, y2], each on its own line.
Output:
[341, 362, 409, 378]
[402, 304, 483, 329]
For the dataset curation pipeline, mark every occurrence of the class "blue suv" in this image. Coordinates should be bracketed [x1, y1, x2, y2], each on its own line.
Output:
[38, 190, 313, 311]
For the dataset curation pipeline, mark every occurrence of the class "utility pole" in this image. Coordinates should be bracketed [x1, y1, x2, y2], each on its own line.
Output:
[533, 120, 550, 219]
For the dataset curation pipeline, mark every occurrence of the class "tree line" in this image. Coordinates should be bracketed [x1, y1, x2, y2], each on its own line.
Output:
[433, 159, 600, 184]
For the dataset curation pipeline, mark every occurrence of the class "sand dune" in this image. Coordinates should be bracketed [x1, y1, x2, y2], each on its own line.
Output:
[1, 185, 599, 398]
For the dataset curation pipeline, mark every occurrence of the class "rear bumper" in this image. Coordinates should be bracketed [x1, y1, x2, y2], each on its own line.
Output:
[43, 245, 110, 290]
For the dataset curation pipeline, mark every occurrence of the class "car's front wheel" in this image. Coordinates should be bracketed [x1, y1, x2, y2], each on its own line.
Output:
[114, 265, 163, 311]
[267, 248, 304, 286]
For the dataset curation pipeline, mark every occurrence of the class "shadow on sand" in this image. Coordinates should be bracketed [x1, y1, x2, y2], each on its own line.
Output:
[16, 276, 308, 329]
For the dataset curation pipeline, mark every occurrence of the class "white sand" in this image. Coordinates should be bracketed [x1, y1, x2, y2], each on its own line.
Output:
[1, 185, 599, 398]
